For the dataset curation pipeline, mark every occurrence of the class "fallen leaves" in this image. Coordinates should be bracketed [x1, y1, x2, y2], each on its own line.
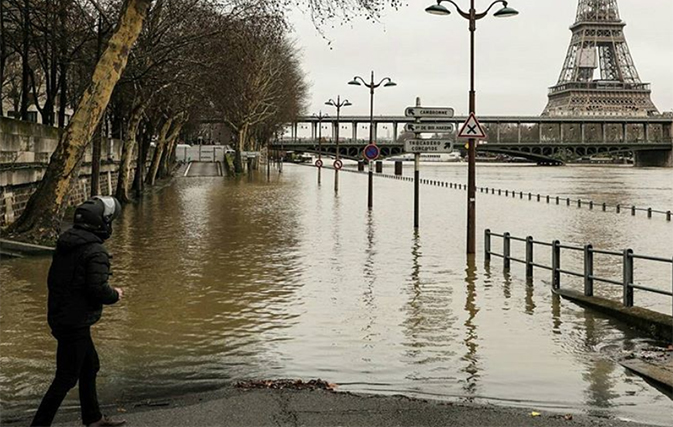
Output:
[235, 378, 338, 391]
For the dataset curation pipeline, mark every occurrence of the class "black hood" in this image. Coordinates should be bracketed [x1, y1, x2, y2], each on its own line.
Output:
[56, 227, 104, 252]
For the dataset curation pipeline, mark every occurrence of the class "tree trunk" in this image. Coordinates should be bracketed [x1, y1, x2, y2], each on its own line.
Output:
[158, 117, 185, 178]
[115, 105, 144, 203]
[20, 0, 30, 121]
[145, 117, 172, 186]
[234, 126, 248, 174]
[133, 123, 152, 197]
[0, 0, 5, 117]
[5, 0, 154, 244]
[90, 122, 102, 197]
[57, 0, 70, 128]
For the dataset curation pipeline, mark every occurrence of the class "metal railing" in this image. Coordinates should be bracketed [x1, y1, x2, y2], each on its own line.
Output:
[485, 229, 673, 309]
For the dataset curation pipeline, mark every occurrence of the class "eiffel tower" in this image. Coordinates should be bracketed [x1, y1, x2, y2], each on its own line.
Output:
[543, 0, 659, 117]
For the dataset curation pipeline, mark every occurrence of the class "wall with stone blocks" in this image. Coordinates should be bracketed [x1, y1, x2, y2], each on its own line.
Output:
[1, 117, 129, 227]
[0, 163, 125, 227]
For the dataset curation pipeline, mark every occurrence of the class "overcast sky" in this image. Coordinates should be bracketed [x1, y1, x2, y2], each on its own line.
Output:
[287, 0, 673, 118]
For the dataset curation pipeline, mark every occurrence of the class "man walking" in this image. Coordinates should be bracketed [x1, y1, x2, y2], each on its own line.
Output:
[31, 196, 126, 427]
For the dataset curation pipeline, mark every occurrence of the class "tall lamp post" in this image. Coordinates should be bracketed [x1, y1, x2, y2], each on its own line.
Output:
[426, 0, 518, 255]
[314, 111, 329, 184]
[325, 96, 352, 193]
[348, 71, 397, 210]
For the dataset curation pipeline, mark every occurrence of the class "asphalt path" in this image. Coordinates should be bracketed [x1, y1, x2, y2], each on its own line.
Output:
[186, 162, 221, 177]
[14, 388, 660, 427]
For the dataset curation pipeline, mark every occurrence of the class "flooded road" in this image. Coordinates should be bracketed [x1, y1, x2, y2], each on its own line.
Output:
[1, 163, 672, 424]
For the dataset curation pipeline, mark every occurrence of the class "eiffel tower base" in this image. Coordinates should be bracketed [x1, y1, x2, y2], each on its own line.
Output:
[634, 150, 673, 167]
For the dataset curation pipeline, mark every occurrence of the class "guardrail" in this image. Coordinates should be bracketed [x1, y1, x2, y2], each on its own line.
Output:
[338, 168, 672, 222]
[484, 229, 673, 309]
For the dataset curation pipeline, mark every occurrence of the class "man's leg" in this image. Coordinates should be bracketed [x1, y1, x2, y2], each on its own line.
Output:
[79, 336, 103, 425]
[31, 338, 87, 426]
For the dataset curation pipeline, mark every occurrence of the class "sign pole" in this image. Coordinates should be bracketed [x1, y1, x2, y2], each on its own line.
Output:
[413, 97, 421, 229]
[414, 153, 420, 228]
[367, 161, 373, 209]
[335, 103, 340, 193]
[318, 116, 322, 186]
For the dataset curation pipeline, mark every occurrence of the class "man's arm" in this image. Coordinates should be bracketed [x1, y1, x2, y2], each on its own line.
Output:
[85, 247, 120, 305]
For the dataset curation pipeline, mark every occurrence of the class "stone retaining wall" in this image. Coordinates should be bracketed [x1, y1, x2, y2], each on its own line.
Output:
[0, 117, 129, 227]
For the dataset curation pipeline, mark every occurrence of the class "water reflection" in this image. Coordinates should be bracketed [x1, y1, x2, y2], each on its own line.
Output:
[580, 310, 619, 413]
[359, 212, 377, 353]
[524, 278, 536, 315]
[461, 257, 480, 396]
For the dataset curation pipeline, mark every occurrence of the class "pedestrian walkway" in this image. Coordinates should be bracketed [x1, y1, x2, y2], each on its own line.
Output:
[38, 388, 664, 427]
[184, 161, 222, 177]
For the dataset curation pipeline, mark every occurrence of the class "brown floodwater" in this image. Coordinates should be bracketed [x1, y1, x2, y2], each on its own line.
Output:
[1, 163, 672, 424]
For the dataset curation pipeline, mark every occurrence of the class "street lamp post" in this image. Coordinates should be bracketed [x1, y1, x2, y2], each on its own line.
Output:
[325, 96, 352, 193]
[426, 0, 518, 255]
[314, 111, 329, 185]
[348, 71, 397, 210]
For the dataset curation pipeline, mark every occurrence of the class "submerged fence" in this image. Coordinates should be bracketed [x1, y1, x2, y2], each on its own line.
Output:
[338, 166, 672, 222]
[484, 229, 673, 310]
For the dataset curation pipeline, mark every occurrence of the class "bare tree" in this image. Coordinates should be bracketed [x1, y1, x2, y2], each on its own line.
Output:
[5, 0, 153, 243]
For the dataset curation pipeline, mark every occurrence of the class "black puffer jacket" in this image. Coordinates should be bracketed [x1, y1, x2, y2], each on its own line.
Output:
[47, 227, 119, 336]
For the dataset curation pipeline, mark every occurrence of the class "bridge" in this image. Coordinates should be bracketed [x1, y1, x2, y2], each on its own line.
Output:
[271, 115, 673, 166]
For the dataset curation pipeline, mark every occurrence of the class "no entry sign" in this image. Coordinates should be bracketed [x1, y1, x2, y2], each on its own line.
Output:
[363, 144, 380, 161]
[315, 159, 323, 168]
[333, 159, 343, 170]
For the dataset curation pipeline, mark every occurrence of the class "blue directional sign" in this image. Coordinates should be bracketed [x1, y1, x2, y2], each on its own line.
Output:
[363, 144, 380, 161]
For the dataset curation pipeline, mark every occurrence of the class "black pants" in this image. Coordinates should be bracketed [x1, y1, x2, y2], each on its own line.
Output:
[31, 332, 103, 426]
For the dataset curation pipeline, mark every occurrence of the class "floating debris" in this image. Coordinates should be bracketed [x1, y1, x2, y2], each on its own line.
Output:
[235, 379, 337, 391]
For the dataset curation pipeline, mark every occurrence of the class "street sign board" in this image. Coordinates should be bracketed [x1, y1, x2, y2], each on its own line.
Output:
[457, 113, 487, 139]
[405, 123, 454, 133]
[333, 159, 343, 170]
[315, 159, 323, 168]
[405, 107, 455, 118]
[404, 139, 454, 153]
[363, 144, 380, 161]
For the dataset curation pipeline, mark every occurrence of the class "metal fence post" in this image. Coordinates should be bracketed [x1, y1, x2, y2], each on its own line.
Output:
[631, 206, 636, 216]
[667, 211, 672, 221]
[578, 199, 582, 208]
[556, 196, 559, 205]
[566, 198, 570, 206]
[584, 244, 594, 297]
[528, 192, 531, 200]
[546, 195, 550, 203]
[623, 249, 634, 307]
[503, 232, 511, 270]
[589, 201, 594, 210]
[616, 204, 621, 213]
[647, 208, 652, 218]
[602, 203, 606, 211]
[537, 194, 540, 202]
[525, 236, 534, 278]
[552, 240, 561, 290]
[485, 229, 491, 262]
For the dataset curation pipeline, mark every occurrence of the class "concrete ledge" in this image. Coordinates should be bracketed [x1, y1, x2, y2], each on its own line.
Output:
[554, 288, 672, 342]
[0, 238, 54, 256]
[620, 357, 673, 394]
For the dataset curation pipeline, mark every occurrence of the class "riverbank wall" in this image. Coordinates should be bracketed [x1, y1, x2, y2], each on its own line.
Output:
[0, 117, 126, 227]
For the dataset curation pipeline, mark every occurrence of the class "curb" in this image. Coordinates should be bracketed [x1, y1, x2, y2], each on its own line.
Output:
[0, 238, 55, 256]
[554, 288, 672, 342]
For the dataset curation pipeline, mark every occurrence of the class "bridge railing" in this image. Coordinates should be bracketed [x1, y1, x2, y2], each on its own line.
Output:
[485, 229, 673, 309]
